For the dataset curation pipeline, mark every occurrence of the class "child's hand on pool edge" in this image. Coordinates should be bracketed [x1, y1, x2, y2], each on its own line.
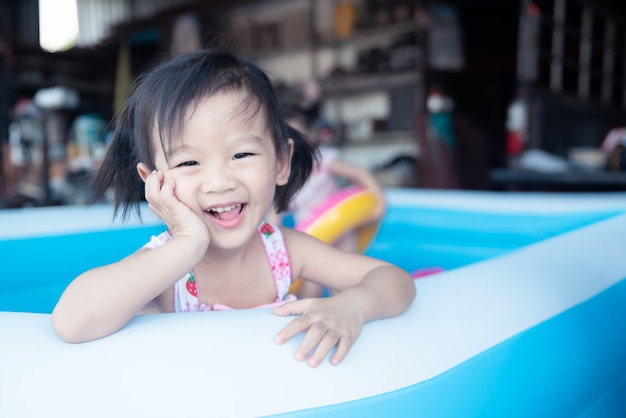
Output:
[273, 294, 365, 368]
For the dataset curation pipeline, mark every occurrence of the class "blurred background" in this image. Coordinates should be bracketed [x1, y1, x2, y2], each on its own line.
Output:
[1, 0, 626, 208]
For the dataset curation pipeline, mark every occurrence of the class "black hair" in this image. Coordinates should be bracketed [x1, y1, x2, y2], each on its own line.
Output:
[92, 48, 317, 219]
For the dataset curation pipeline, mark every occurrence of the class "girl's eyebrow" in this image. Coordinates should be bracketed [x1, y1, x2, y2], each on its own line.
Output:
[224, 134, 268, 149]
[165, 134, 265, 157]
[234, 134, 264, 144]
[164, 142, 186, 158]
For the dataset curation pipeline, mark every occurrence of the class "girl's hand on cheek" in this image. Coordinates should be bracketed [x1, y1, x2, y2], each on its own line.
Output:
[272, 296, 364, 368]
[144, 170, 210, 245]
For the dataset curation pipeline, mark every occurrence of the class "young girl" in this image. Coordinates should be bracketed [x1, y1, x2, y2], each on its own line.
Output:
[51, 48, 416, 368]
[269, 100, 387, 298]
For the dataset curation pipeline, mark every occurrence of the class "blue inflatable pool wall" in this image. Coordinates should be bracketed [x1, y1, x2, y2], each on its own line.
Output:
[1, 190, 620, 314]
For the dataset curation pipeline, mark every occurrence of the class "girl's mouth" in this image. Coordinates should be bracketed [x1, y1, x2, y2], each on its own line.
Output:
[207, 203, 244, 221]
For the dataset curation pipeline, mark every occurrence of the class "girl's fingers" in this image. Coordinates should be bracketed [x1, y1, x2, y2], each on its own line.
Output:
[329, 337, 352, 366]
[273, 313, 308, 345]
[273, 298, 359, 367]
[293, 321, 326, 363]
[272, 299, 307, 317]
[306, 328, 341, 367]
[273, 300, 313, 344]
[144, 170, 162, 201]
[160, 179, 177, 202]
[145, 171, 180, 214]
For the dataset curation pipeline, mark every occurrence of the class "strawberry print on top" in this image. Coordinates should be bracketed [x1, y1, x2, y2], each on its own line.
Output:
[260, 223, 275, 238]
[186, 272, 198, 297]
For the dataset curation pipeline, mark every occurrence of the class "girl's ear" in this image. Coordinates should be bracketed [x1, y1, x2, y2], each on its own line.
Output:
[276, 138, 294, 186]
[136, 162, 152, 183]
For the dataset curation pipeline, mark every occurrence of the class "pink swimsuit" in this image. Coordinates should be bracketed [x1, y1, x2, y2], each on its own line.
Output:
[142, 223, 295, 312]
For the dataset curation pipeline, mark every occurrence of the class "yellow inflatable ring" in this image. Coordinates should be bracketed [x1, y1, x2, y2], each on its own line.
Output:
[289, 185, 381, 294]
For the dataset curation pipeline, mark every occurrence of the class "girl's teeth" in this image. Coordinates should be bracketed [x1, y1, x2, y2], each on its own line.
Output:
[211, 204, 240, 213]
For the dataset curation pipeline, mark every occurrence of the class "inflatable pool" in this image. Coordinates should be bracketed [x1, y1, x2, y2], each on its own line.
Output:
[1, 188, 626, 417]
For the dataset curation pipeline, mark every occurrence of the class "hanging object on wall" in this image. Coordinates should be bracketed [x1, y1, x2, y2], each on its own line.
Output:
[428, 2, 464, 71]
[517, 1, 541, 83]
[113, 41, 131, 114]
[333, 2, 358, 39]
[505, 88, 529, 161]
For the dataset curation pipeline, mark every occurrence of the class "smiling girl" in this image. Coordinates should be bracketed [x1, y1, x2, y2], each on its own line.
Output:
[51, 48, 415, 367]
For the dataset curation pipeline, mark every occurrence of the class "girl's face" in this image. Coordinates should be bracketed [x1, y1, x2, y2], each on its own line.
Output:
[144, 91, 291, 249]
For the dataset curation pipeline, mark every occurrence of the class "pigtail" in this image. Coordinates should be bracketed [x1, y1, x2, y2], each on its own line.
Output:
[90, 100, 145, 220]
[274, 124, 318, 213]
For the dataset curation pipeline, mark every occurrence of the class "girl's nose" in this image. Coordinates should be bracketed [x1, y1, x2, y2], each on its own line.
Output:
[200, 164, 236, 194]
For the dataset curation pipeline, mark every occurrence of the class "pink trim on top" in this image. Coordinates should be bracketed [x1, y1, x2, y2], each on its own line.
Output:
[295, 185, 366, 232]
[211, 295, 297, 311]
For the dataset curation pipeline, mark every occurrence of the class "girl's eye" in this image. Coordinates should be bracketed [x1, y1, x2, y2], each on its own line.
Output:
[233, 152, 253, 159]
[177, 161, 198, 167]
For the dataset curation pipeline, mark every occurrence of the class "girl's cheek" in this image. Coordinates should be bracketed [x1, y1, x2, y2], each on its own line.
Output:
[169, 172, 191, 193]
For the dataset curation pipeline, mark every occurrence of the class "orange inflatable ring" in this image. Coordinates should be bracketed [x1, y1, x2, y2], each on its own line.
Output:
[288, 185, 381, 294]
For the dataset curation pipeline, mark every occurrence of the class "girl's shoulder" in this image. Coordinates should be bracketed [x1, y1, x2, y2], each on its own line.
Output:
[278, 226, 330, 254]
[275, 225, 304, 240]
[279, 225, 379, 290]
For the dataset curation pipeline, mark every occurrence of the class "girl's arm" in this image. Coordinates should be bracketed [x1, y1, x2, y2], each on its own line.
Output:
[51, 235, 207, 343]
[273, 228, 416, 367]
[53, 171, 209, 343]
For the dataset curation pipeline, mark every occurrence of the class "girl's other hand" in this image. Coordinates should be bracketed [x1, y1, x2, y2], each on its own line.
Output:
[272, 295, 364, 367]
[144, 170, 210, 245]
[370, 198, 387, 223]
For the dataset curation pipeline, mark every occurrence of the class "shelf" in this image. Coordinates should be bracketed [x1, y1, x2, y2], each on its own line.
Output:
[321, 70, 422, 96]
[341, 133, 419, 170]
[319, 20, 420, 48]
[344, 130, 415, 146]
[490, 168, 626, 191]
[236, 18, 420, 67]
